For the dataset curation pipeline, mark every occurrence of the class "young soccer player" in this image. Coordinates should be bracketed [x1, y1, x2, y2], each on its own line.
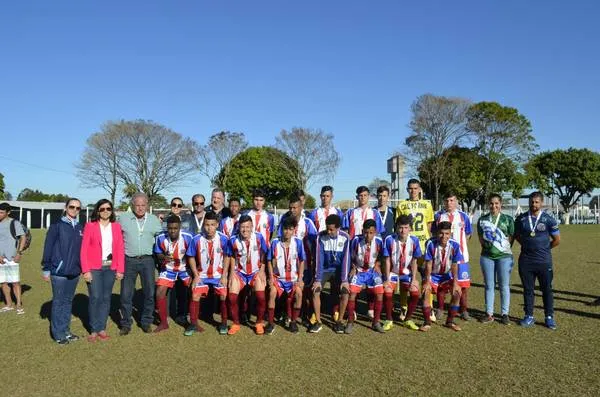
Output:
[219, 197, 242, 238]
[309, 185, 344, 233]
[245, 189, 275, 247]
[185, 211, 230, 335]
[345, 219, 385, 334]
[226, 215, 269, 335]
[375, 185, 396, 240]
[310, 214, 351, 333]
[383, 215, 423, 331]
[267, 216, 306, 334]
[421, 221, 464, 332]
[153, 215, 194, 333]
[434, 192, 472, 320]
[343, 186, 384, 240]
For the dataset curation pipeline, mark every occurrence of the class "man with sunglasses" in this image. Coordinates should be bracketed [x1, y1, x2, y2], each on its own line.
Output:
[183, 194, 207, 236]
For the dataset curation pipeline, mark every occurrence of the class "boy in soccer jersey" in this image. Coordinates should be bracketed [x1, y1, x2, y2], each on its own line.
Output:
[219, 197, 242, 238]
[153, 215, 194, 333]
[310, 214, 351, 333]
[345, 219, 385, 334]
[433, 192, 473, 321]
[343, 186, 384, 240]
[267, 216, 306, 334]
[226, 215, 269, 335]
[421, 221, 464, 332]
[383, 215, 423, 331]
[309, 185, 344, 233]
[395, 178, 435, 319]
[375, 185, 396, 240]
[185, 211, 230, 335]
[245, 189, 275, 247]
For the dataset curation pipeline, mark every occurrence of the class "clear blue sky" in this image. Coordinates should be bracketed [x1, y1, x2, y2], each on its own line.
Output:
[1, 0, 599, 205]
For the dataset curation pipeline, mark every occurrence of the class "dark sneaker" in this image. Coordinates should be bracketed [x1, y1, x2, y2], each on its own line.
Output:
[343, 322, 353, 334]
[218, 324, 228, 335]
[545, 316, 557, 330]
[141, 324, 152, 333]
[460, 311, 471, 321]
[119, 327, 131, 336]
[265, 323, 275, 335]
[308, 322, 322, 333]
[56, 338, 69, 345]
[66, 333, 80, 342]
[184, 325, 199, 336]
[240, 313, 250, 326]
[334, 322, 345, 334]
[479, 315, 494, 324]
[372, 322, 385, 333]
[520, 315, 535, 328]
[501, 314, 510, 325]
[289, 321, 299, 334]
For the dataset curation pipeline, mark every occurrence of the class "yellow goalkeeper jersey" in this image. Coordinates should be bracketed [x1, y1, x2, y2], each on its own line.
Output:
[396, 199, 434, 251]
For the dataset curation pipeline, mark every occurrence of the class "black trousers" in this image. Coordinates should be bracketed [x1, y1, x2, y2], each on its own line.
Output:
[518, 261, 554, 317]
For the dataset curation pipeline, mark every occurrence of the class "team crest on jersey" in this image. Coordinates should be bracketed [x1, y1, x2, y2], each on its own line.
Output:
[461, 271, 469, 279]
[338, 242, 344, 248]
[537, 224, 546, 231]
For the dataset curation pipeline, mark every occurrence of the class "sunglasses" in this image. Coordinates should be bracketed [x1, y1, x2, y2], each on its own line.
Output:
[68, 205, 81, 211]
[98, 207, 112, 212]
[171, 203, 184, 208]
[193, 201, 205, 206]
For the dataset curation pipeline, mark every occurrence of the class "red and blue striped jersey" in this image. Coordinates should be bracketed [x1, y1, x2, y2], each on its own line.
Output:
[229, 232, 268, 274]
[154, 231, 193, 272]
[186, 231, 230, 279]
[269, 237, 305, 282]
[351, 235, 384, 272]
[383, 234, 422, 275]
[343, 207, 385, 239]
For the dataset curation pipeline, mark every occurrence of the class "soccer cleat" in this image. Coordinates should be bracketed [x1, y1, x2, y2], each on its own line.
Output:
[372, 322, 385, 333]
[382, 320, 394, 331]
[119, 327, 131, 336]
[460, 311, 471, 321]
[289, 321, 299, 334]
[545, 316, 557, 330]
[501, 314, 510, 325]
[218, 324, 228, 335]
[228, 324, 241, 335]
[141, 324, 152, 333]
[398, 306, 407, 321]
[520, 315, 535, 328]
[56, 338, 70, 345]
[334, 322, 345, 334]
[479, 315, 494, 324]
[308, 322, 322, 333]
[344, 322, 353, 334]
[445, 322, 462, 332]
[333, 311, 340, 322]
[255, 323, 265, 335]
[367, 309, 374, 319]
[403, 320, 419, 331]
[184, 325, 199, 336]
[309, 313, 317, 325]
[265, 323, 275, 335]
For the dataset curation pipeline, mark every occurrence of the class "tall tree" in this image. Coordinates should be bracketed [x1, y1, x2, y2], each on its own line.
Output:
[17, 188, 70, 202]
[199, 131, 248, 188]
[217, 146, 303, 204]
[404, 94, 471, 208]
[275, 127, 341, 190]
[526, 148, 600, 224]
[466, 101, 537, 200]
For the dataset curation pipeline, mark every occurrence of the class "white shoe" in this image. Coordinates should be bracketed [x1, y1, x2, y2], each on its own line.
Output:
[367, 309, 374, 319]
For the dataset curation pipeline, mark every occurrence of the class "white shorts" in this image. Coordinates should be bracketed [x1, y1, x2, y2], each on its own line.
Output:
[0, 260, 20, 283]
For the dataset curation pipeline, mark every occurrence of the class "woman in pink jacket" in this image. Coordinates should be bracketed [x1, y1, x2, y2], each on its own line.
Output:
[80, 199, 125, 342]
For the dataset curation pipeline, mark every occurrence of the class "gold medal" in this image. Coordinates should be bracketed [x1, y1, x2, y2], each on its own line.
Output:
[530, 231, 535, 237]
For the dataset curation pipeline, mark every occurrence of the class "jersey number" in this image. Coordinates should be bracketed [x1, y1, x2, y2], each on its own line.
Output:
[413, 213, 424, 232]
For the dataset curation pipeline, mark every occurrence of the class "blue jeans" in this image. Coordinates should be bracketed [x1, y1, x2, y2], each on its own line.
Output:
[88, 268, 116, 333]
[480, 255, 513, 316]
[120, 256, 155, 328]
[50, 275, 80, 340]
[518, 261, 554, 317]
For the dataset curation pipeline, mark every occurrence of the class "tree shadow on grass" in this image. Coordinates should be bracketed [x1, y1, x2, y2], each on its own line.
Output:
[471, 282, 597, 304]
[39, 293, 92, 337]
[534, 305, 600, 320]
[1, 284, 32, 305]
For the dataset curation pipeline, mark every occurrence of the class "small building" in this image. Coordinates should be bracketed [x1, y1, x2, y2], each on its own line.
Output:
[3, 201, 92, 229]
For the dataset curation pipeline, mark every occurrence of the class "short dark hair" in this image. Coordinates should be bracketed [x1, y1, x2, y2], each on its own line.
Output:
[320, 185, 333, 195]
[91, 199, 116, 222]
[488, 193, 502, 202]
[356, 186, 369, 195]
[325, 214, 341, 228]
[252, 189, 266, 199]
[362, 219, 376, 231]
[294, 189, 305, 198]
[170, 197, 184, 205]
[444, 191, 458, 200]
[376, 185, 390, 195]
[166, 215, 181, 225]
[407, 178, 421, 187]
[396, 214, 412, 228]
[0, 202, 11, 212]
[228, 197, 240, 205]
[529, 191, 544, 201]
[289, 194, 302, 205]
[238, 214, 253, 226]
[282, 216, 298, 230]
[204, 211, 218, 222]
[437, 221, 452, 231]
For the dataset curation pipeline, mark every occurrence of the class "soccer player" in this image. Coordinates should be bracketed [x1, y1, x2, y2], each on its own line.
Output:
[422, 221, 464, 332]
[310, 214, 351, 333]
[383, 215, 423, 331]
[226, 215, 269, 335]
[433, 192, 472, 320]
[219, 197, 242, 238]
[514, 191, 560, 329]
[396, 178, 435, 320]
[185, 211, 230, 335]
[375, 185, 396, 240]
[153, 215, 194, 333]
[345, 219, 385, 334]
[309, 185, 344, 233]
[267, 216, 306, 334]
[343, 186, 384, 240]
[245, 189, 275, 247]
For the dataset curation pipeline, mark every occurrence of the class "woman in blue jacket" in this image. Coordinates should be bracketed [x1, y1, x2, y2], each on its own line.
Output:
[41, 198, 83, 345]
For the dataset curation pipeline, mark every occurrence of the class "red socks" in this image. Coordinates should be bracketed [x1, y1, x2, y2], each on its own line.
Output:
[384, 293, 393, 320]
[220, 299, 228, 325]
[406, 293, 419, 321]
[156, 297, 168, 327]
[423, 306, 432, 325]
[292, 308, 300, 322]
[373, 299, 382, 324]
[437, 290, 446, 311]
[228, 293, 239, 324]
[189, 300, 199, 325]
[347, 300, 356, 323]
[255, 291, 266, 323]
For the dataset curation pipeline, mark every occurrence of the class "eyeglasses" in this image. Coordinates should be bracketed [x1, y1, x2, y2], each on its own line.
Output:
[68, 205, 81, 210]
[193, 201, 205, 206]
[98, 207, 112, 212]
[171, 203, 184, 208]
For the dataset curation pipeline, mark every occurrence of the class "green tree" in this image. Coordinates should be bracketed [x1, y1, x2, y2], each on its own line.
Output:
[17, 188, 70, 202]
[526, 148, 600, 224]
[466, 101, 537, 200]
[0, 172, 5, 200]
[217, 146, 303, 204]
[200, 131, 249, 188]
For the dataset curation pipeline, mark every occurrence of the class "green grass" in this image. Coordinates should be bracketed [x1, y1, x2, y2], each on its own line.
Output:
[2, 226, 600, 396]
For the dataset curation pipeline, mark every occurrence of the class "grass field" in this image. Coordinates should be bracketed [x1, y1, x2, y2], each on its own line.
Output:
[1, 226, 600, 396]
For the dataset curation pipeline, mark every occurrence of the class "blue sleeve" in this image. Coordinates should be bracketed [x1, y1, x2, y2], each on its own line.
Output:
[337, 209, 344, 218]
[383, 236, 391, 257]
[463, 213, 473, 236]
[153, 235, 163, 255]
[413, 237, 423, 258]
[376, 238, 384, 258]
[186, 236, 198, 257]
[374, 210, 385, 234]
[269, 214, 275, 235]
[424, 241, 434, 261]
[259, 234, 268, 255]
[342, 210, 350, 230]
[41, 223, 59, 271]
[452, 242, 464, 263]
[547, 215, 560, 235]
[227, 238, 236, 257]
[218, 219, 225, 233]
[268, 242, 275, 262]
[306, 219, 318, 241]
[341, 236, 351, 283]
[315, 236, 324, 282]
[297, 238, 306, 262]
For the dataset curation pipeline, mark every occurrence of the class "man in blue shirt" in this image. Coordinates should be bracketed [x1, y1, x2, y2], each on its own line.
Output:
[514, 191, 560, 329]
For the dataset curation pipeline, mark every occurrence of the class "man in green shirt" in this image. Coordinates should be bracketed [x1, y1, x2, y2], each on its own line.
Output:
[118, 193, 162, 335]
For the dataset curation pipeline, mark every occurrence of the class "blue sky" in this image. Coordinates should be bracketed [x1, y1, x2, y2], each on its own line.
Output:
[1, 0, 599, 205]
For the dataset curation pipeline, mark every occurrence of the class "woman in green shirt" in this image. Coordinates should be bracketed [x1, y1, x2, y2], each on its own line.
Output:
[477, 193, 515, 325]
